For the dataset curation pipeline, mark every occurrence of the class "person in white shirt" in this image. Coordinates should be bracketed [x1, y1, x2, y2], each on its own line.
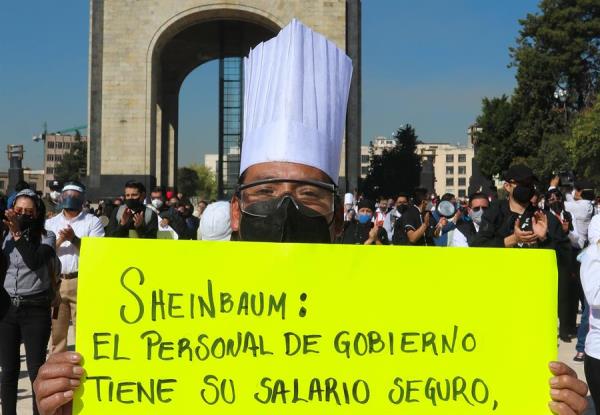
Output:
[450, 193, 489, 247]
[580, 215, 600, 414]
[45, 182, 105, 353]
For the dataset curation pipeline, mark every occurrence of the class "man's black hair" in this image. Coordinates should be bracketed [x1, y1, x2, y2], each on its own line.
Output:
[441, 193, 455, 202]
[124, 180, 146, 194]
[468, 192, 488, 206]
[15, 181, 30, 192]
[413, 187, 429, 205]
[151, 186, 163, 194]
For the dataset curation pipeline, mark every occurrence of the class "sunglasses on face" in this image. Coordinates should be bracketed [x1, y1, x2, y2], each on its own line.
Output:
[471, 206, 488, 212]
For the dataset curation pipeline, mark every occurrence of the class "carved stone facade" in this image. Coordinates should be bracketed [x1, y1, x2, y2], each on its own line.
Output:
[87, 0, 361, 197]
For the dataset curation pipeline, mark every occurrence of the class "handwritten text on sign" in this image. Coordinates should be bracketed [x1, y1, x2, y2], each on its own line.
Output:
[74, 239, 557, 414]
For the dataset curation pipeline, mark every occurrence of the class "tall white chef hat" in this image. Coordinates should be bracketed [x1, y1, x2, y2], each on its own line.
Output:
[240, 19, 353, 185]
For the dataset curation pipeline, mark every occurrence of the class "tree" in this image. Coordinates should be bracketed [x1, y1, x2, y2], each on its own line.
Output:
[177, 167, 201, 197]
[473, 95, 521, 178]
[362, 125, 421, 199]
[567, 95, 600, 186]
[475, 0, 600, 178]
[54, 132, 87, 183]
[189, 163, 217, 200]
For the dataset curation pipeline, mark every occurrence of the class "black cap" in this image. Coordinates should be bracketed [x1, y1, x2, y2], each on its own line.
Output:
[49, 180, 61, 191]
[503, 164, 538, 183]
[575, 180, 594, 191]
[357, 198, 375, 212]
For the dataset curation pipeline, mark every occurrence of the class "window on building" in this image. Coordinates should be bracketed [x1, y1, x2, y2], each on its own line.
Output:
[446, 178, 454, 186]
[361, 154, 370, 163]
[46, 167, 54, 174]
[56, 142, 63, 149]
[361, 166, 369, 176]
[458, 166, 467, 175]
[458, 189, 466, 198]
[446, 166, 454, 175]
[47, 154, 54, 161]
[446, 154, 454, 163]
[55, 155, 62, 162]
[458, 154, 467, 163]
[0, 181, 4, 189]
[458, 177, 466, 186]
[64, 142, 71, 150]
[47, 141, 54, 149]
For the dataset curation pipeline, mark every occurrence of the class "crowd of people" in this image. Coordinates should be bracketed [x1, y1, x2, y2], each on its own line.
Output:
[0, 18, 594, 415]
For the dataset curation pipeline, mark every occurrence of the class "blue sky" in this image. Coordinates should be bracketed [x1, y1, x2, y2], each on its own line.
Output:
[0, 0, 540, 171]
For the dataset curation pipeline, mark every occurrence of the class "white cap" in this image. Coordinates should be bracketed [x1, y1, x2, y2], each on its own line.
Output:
[240, 19, 353, 185]
[344, 193, 354, 205]
[589, 215, 600, 245]
[200, 201, 232, 241]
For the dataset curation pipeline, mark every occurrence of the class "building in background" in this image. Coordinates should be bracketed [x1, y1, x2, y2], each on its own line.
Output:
[416, 143, 474, 198]
[43, 133, 88, 195]
[360, 135, 475, 198]
[0, 170, 44, 195]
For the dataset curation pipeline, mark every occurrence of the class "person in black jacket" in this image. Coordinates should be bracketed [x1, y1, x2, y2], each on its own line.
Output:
[0, 189, 58, 415]
[341, 199, 389, 245]
[471, 165, 549, 248]
[545, 188, 580, 342]
[106, 181, 158, 239]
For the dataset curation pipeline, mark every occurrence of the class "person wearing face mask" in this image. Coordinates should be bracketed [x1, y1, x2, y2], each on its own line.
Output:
[543, 189, 581, 343]
[106, 181, 158, 239]
[42, 181, 62, 219]
[341, 199, 389, 245]
[471, 165, 549, 248]
[383, 193, 409, 240]
[1, 189, 58, 415]
[450, 192, 490, 247]
[393, 188, 444, 246]
[44, 182, 105, 354]
[33, 20, 589, 415]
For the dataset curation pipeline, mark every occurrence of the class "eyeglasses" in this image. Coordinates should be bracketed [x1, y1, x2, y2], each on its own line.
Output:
[13, 207, 35, 216]
[471, 206, 488, 212]
[237, 179, 337, 219]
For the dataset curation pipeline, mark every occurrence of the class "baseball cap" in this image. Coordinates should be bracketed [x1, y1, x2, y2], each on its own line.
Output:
[503, 164, 538, 183]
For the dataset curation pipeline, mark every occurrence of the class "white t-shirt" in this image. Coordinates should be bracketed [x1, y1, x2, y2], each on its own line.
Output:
[45, 211, 105, 274]
[581, 243, 600, 359]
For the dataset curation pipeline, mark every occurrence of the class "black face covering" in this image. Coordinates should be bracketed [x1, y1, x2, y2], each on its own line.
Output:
[512, 185, 534, 205]
[240, 196, 332, 243]
[16, 214, 35, 231]
[397, 204, 409, 214]
[549, 201, 563, 213]
[125, 198, 144, 213]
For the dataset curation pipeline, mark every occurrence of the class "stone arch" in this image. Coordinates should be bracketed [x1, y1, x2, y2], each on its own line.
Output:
[146, 6, 281, 191]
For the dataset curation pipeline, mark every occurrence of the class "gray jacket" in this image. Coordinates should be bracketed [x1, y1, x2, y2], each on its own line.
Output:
[3, 231, 57, 297]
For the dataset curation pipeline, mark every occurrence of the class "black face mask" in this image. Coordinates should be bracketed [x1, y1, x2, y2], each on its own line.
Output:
[550, 201, 563, 213]
[397, 204, 409, 214]
[512, 185, 534, 205]
[16, 214, 35, 231]
[240, 196, 332, 243]
[125, 198, 144, 213]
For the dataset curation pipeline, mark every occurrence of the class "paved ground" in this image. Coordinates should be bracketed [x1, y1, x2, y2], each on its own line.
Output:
[3, 326, 597, 414]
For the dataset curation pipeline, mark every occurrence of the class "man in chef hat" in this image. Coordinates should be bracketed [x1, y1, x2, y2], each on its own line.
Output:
[34, 19, 588, 415]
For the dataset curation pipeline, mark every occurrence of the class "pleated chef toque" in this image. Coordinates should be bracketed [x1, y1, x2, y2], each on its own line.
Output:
[240, 19, 353, 185]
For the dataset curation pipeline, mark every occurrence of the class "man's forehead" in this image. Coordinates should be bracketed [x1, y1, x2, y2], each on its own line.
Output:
[241, 162, 332, 184]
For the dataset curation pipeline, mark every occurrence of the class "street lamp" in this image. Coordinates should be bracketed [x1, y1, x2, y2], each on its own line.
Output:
[554, 87, 568, 124]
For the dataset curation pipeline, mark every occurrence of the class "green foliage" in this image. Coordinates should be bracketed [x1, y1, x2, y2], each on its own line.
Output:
[54, 133, 87, 183]
[476, 0, 600, 178]
[185, 164, 217, 200]
[474, 96, 520, 178]
[567, 97, 600, 186]
[177, 167, 200, 197]
[362, 125, 421, 199]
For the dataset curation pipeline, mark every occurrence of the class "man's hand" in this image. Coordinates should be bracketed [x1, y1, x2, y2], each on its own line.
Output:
[514, 219, 538, 244]
[548, 361, 588, 415]
[532, 211, 548, 241]
[133, 212, 144, 228]
[550, 175, 560, 189]
[423, 211, 431, 228]
[33, 352, 83, 415]
[560, 217, 570, 234]
[58, 226, 75, 243]
[365, 224, 379, 245]
[119, 208, 132, 226]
